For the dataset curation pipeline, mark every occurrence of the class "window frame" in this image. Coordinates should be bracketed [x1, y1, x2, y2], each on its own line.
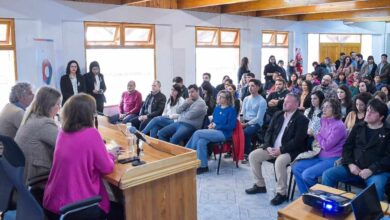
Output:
[196, 27, 240, 48]
[262, 30, 289, 48]
[84, 22, 156, 107]
[0, 18, 17, 80]
[84, 22, 155, 49]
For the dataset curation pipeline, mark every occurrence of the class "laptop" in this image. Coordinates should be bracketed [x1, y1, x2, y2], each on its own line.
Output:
[351, 184, 384, 220]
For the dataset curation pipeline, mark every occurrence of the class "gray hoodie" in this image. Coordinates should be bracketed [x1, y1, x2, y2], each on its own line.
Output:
[176, 97, 207, 129]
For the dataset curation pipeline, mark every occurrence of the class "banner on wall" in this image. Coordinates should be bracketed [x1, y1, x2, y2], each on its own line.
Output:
[34, 38, 55, 87]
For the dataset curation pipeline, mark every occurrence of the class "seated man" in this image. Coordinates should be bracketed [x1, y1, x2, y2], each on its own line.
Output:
[266, 78, 289, 122]
[158, 84, 207, 145]
[322, 99, 390, 200]
[241, 79, 267, 161]
[245, 93, 309, 206]
[240, 72, 255, 101]
[129, 80, 166, 130]
[109, 80, 142, 124]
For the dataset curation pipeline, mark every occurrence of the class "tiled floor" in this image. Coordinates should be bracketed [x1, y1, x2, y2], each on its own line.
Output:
[196, 156, 295, 220]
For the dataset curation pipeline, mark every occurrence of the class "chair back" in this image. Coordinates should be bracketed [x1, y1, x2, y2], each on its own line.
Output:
[0, 157, 13, 214]
[0, 135, 44, 220]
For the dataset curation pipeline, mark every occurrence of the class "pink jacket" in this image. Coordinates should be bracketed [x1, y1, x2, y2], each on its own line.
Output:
[119, 90, 142, 115]
[43, 128, 114, 214]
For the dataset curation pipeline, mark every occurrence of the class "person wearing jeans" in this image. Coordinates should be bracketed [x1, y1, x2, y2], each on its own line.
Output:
[241, 79, 267, 161]
[158, 84, 207, 145]
[141, 84, 184, 137]
[186, 90, 237, 174]
[292, 99, 347, 194]
[322, 99, 390, 200]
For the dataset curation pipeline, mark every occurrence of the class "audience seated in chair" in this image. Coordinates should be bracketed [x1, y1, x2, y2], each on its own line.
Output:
[15, 86, 61, 185]
[241, 79, 267, 162]
[141, 84, 184, 138]
[322, 99, 390, 201]
[292, 98, 347, 194]
[109, 80, 142, 124]
[128, 80, 166, 130]
[245, 93, 309, 206]
[43, 94, 123, 220]
[186, 90, 237, 174]
[158, 84, 207, 146]
[265, 78, 289, 122]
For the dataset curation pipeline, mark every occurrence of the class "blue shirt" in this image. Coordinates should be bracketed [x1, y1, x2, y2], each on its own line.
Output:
[242, 95, 267, 126]
[213, 105, 237, 139]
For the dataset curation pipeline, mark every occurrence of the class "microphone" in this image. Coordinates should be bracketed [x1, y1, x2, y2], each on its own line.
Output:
[128, 127, 147, 143]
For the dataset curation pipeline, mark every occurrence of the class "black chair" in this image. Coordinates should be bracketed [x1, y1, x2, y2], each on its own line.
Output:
[266, 158, 296, 201]
[0, 135, 103, 220]
[209, 139, 236, 175]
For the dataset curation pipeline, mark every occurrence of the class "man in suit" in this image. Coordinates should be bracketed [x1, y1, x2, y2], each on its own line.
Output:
[129, 80, 166, 130]
[375, 54, 390, 84]
[245, 93, 309, 206]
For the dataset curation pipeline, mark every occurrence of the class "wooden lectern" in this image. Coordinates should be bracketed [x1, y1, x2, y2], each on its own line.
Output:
[97, 116, 200, 220]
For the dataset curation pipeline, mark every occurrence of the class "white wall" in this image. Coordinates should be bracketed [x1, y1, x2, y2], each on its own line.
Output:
[0, 0, 389, 96]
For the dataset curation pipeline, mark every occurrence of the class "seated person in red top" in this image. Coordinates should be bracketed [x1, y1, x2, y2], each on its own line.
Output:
[43, 94, 123, 220]
[109, 80, 142, 124]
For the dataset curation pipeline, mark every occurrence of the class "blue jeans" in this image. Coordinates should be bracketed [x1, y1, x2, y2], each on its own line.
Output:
[322, 165, 390, 200]
[108, 113, 137, 124]
[243, 124, 261, 155]
[157, 122, 196, 145]
[141, 116, 173, 138]
[292, 156, 339, 194]
[186, 129, 226, 168]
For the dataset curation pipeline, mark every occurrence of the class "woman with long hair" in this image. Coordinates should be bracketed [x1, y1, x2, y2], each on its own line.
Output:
[360, 55, 377, 79]
[15, 86, 62, 183]
[186, 90, 237, 174]
[84, 61, 107, 113]
[237, 57, 250, 83]
[345, 92, 373, 132]
[60, 60, 86, 105]
[43, 94, 123, 220]
[304, 90, 325, 138]
[337, 85, 353, 121]
[141, 84, 185, 137]
[337, 56, 354, 76]
[201, 81, 216, 116]
[264, 55, 279, 86]
[298, 80, 313, 111]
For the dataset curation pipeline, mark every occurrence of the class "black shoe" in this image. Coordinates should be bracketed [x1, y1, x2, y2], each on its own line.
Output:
[196, 167, 209, 175]
[270, 193, 288, 206]
[245, 184, 267, 194]
[224, 152, 232, 158]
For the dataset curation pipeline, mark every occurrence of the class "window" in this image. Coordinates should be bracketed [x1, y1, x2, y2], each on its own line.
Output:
[85, 22, 155, 106]
[195, 27, 240, 86]
[261, 31, 289, 78]
[0, 19, 16, 110]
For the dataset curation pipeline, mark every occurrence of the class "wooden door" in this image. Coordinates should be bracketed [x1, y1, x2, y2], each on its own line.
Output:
[319, 43, 340, 63]
[319, 43, 361, 63]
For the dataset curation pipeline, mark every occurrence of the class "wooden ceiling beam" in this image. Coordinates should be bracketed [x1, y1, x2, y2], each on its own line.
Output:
[177, 0, 257, 9]
[222, 0, 367, 14]
[298, 8, 390, 21]
[257, 0, 390, 17]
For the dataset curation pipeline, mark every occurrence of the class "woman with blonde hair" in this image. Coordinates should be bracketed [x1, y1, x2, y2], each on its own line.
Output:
[15, 86, 62, 183]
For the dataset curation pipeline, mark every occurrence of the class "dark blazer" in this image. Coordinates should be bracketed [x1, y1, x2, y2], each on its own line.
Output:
[140, 91, 167, 119]
[60, 74, 86, 105]
[84, 72, 107, 101]
[262, 110, 309, 160]
[342, 122, 390, 174]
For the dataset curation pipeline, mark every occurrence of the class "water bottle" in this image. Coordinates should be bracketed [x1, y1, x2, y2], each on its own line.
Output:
[125, 123, 136, 157]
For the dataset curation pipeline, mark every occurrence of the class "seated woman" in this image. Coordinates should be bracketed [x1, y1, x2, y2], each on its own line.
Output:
[337, 85, 353, 121]
[292, 99, 347, 194]
[186, 90, 237, 174]
[345, 92, 372, 133]
[43, 94, 122, 220]
[15, 86, 61, 183]
[201, 81, 216, 116]
[141, 84, 184, 137]
[225, 84, 241, 117]
[304, 91, 325, 143]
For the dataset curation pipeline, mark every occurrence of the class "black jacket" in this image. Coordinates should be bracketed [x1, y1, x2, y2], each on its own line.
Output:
[140, 91, 167, 119]
[84, 72, 107, 100]
[342, 122, 390, 174]
[264, 63, 279, 82]
[262, 110, 309, 160]
[60, 74, 86, 105]
[266, 89, 289, 116]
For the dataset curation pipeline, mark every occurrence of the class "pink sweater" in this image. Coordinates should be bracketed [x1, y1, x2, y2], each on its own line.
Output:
[119, 90, 142, 115]
[43, 128, 114, 214]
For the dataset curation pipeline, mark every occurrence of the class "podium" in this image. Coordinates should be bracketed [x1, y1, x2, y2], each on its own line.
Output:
[97, 116, 200, 220]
